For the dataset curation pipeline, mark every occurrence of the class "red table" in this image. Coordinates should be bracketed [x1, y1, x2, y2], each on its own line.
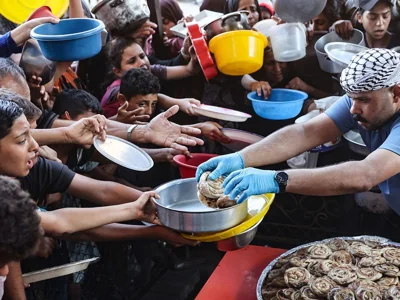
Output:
[196, 246, 286, 300]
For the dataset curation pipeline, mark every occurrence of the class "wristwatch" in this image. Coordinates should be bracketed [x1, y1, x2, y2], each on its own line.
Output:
[274, 171, 289, 193]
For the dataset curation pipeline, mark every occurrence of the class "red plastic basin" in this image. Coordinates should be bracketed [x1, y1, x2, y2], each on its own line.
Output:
[173, 153, 218, 178]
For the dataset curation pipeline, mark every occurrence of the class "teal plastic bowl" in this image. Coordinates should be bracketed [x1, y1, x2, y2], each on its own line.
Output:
[247, 88, 308, 120]
[31, 18, 105, 62]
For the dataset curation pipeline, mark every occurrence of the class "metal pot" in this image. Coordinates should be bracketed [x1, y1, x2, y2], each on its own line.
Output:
[221, 11, 251, 32]
[154, 178, 248, 233]
[343, 130, 370, 156]
[203, 17, 223, 42]
[91, 0, 150, 36]
[19, 39, 56, 85]
[216, 219, 262, 251]
[314, 29, 364, 74]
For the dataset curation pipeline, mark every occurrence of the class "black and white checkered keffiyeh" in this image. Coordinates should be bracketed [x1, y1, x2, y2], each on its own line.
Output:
[340, 48, 400, 94]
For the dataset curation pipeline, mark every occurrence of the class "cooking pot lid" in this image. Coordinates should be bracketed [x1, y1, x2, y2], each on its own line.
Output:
[94, 135, 154, 171]
[0, 0, 68, 24]
[275, 0, 327, 23]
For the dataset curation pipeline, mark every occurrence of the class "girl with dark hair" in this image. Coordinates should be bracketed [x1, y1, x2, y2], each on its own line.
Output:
[160, 0, 185, 58]
[224, 0, 262, 27]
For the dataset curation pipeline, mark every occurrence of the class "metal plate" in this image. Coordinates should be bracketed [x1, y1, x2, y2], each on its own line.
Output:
[256, 236, 400, 299]
[170, 10, 223, 38]
[325, 42, 368, 69]
[93, 135, 154, 171]
[275, 0, 327, 23]
[220, 128, 263, 152]
[343, 130, 370, 156]
[23, 257, 99, 284]
[192, 104, 252, 122]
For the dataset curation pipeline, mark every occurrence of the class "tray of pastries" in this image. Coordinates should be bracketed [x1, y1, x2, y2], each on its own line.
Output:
[257, 236, 400, 299]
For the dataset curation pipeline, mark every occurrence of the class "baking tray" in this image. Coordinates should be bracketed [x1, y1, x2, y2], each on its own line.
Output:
[23, 257, 100, 284]
[170, 10, 223, 38]
[256, 236, 400, 299]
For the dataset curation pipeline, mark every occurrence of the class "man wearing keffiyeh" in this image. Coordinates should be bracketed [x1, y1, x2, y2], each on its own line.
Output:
[196, 48, 400, 217]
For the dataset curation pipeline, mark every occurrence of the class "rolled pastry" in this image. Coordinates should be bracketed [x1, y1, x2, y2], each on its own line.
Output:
[328, 266, 358, 285]
[284, 267, 312, 288]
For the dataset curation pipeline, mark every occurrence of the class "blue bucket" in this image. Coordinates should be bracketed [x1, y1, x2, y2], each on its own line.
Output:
[31, 18, 105, 62]
[247, 88, 308, 120]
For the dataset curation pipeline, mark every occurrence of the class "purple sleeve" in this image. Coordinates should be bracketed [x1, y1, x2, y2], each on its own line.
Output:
[0, 31, 22, 57]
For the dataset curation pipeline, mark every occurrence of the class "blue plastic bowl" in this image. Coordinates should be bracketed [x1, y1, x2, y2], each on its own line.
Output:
[247, 89, 308, 120]
[31, 18, 105, 62]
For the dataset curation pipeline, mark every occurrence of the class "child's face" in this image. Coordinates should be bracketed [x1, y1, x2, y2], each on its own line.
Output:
[0, 114, 39, 177]
[127, 94, 158, 117]
[358, 2, 391, 40]
[115, 43, 151, 77]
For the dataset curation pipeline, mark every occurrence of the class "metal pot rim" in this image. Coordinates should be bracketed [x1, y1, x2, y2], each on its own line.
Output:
[91, 0, 113, 14]
[154, 178, 246, 214]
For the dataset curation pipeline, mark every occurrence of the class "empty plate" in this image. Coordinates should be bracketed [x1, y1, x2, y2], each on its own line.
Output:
[220, 128, 263, 152]
[94, 135, 154, 171]
[192, 104, 252, 122]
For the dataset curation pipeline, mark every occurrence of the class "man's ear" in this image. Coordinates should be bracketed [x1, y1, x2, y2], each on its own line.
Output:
[392, 85, 400, 103]
[64, 111, 72, 120]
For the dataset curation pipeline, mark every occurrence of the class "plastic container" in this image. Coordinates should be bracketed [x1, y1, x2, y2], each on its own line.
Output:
[173, 153, 218, 178]
[247, 89, 308, 120]
[27, 6, 56, 21]
[209, 30, 268, 76]
[253, 19, 278, 38]
[269, 23, 306, 62]
[31, 18, 105, 62]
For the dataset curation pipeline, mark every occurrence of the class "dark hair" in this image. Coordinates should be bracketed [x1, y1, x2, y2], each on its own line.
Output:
[161, 0, 184, 24]
[120, 68, 160, 100]
[224, 0, 262, 18]
[200, 0, 226, 13]
[0, 88, 41, 122]
[0, 176, 41, 264]
[0, 58, 26, 85]
[107, 37, 142, 70]
[53, 89, 103, 119]
[323, 0, 342, 23]
[0, 99, 23, 140]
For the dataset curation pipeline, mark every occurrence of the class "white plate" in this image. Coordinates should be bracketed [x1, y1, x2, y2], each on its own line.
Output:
[94, 135, 154, 171]
[220, 128, 263, 152]
[343, 130, 365, 146]
[23, 257, 99, 284]
[324, 42, 368, 68]
[170, 10, 223, 38]
[192, 104, 252, 122]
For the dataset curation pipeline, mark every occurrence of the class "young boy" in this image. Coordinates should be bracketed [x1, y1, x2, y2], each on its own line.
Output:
[333, 0, 400, 49]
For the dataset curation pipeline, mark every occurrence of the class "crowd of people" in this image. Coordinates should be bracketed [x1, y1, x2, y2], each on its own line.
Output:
[0, 0, 400, 299]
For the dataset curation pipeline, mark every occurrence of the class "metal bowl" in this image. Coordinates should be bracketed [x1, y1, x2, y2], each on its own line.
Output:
[343, 130, 370, 156]
[154, 178, 248, 233]
[315, 29, 364, 73]
[324, 42, 368, 71]
[19, 39, 56, 85]
[256, 236, 400, 299]
[216, 219, 262, 251]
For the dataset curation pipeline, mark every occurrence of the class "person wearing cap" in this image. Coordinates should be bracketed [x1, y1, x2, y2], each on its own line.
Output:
[333, 0, 400, 48]
[259, 0, 275, 20]
[196, 48, 400, 217]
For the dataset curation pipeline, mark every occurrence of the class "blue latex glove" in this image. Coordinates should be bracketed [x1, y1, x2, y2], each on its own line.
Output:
[195, 152, 245, 182]
[223, 168, 279, 204]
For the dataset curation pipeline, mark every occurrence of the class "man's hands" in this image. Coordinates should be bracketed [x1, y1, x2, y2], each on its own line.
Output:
[198, 121, 231, 144]
[144, 105, 204, 152]
[196, 152, 245, 181]
[178, 98, 201, 116]
[64, 115, 107, 145]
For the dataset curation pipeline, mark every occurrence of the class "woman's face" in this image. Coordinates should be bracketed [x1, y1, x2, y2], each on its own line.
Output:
[115, 43, 151, 77]
[163, 18, 176, 39]
[238, 0, 259, 27]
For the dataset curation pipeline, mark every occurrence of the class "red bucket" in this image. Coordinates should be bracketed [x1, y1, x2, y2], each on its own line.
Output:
[27, 6, 56, 21]
[173, 153, 218, 178]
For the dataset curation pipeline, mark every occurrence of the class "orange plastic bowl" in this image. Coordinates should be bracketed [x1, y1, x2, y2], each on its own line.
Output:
[173, 153, 218, 178]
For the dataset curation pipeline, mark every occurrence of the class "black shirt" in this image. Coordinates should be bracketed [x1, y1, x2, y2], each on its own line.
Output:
[18, 157, 75, 206]
[37, 110, 59, 129]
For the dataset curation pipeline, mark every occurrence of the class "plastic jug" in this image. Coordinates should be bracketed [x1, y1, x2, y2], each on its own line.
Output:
[269, 23, 306, 62]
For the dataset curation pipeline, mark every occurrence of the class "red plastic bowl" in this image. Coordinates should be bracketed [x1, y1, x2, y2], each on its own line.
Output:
[27, 6, 56, 21]
[173, 153, 218, 178]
